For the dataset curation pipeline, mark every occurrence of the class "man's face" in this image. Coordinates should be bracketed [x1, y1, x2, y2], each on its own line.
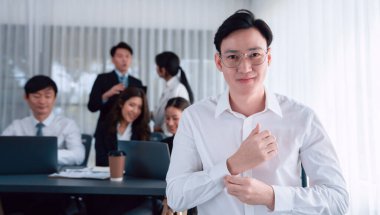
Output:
[215, 28, 271, 96]
[112, 48, 133, 73]
[25, 87, 56, 119]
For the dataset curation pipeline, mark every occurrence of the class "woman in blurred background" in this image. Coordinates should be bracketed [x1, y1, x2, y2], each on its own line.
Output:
[161, 97, 195, 215]
[89, 86, 154, 215]
[161, 97, 190, 154]
[95, 86, 150, 166]
[153, 51, 193, 134]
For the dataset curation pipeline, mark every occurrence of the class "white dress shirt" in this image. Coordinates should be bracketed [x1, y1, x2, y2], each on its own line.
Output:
[2, 113, 85, 165]
[153, 76, 190, 131]
[117, 122, 132, 141]
[166, 89, 349, 215]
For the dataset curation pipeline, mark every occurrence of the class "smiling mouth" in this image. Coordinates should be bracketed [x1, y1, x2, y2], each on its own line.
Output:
[237, 76, 255, 82]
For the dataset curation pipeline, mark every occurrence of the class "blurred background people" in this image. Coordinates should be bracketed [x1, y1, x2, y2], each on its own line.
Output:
[87, 41, 145, 166]
[2, 75, 84, 166]
[161, 97, 190, 154]
[88, 86, 156, 214]
[1, 75, 84, 214]
[160, 97, 196, 215]
[94, 86, 150, 166]
[152, 51, 193, 135]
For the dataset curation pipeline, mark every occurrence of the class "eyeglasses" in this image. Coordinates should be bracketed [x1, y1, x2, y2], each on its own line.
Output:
[219, 48, 268, 68]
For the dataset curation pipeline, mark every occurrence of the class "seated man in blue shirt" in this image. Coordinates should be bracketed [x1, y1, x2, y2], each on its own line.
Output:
[2, 75, 85, 165]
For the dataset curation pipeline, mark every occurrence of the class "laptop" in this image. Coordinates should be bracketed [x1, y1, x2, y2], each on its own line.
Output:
[0, 136, 58, 174]
[118, 140, 170, 180]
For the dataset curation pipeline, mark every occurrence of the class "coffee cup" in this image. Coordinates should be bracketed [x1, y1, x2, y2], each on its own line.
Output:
[108, 150, 126, 182]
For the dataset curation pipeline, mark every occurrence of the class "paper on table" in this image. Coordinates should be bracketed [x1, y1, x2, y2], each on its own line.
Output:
[49, 167, 110, 180]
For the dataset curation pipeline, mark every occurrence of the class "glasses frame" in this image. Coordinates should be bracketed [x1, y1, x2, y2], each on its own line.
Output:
[219, 48, 269, 68]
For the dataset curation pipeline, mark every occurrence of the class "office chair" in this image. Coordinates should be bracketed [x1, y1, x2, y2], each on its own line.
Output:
[80, 134, 93, 167]
[62, 134, 93, 215]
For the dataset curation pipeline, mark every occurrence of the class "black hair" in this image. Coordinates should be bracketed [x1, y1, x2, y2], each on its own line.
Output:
[24, 75, 58, 97]
[108, 87, 150, 141]
[155, 51, 194, 104]
[165, 97, 191, 112]
[110, 41, 134, 57]
[214, 9, 273, 53]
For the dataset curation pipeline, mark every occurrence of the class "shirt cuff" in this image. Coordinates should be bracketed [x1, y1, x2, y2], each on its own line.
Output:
[206, 160, 230, 190]
[272, 185, 294, 212]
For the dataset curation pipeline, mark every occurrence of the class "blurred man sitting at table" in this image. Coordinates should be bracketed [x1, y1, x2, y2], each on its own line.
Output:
[2, 75, 85, 166]
[1, 74, 86, 214]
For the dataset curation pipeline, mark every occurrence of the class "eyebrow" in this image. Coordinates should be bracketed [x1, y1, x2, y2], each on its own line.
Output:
[222, 47, 265, 54]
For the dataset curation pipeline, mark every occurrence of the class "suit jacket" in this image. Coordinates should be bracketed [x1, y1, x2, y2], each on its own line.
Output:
[88, 70, 143, 137]
[94, 118, 147, 166]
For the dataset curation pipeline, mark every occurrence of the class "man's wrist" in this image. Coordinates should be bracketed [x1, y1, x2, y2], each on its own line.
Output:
[265, 185, 275, 211]
[226, 156, 239, 175]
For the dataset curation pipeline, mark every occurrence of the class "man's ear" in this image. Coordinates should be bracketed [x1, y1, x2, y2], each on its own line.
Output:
[214, 53, 223, 72]
[267, 47, 272, 66]
[24, 94, 28, 101]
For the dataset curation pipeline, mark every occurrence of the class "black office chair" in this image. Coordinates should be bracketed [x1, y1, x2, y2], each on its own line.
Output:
[150, 132, 166, 142]
[62, 134, 93, 214]
[80, 134, 93, 167]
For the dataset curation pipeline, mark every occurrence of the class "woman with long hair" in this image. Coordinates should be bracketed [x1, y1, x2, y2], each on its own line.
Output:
[153, 51, 194, 134]
[95, 86, 150, 166]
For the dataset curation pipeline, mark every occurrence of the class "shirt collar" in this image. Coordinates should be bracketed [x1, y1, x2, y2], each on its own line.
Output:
[215, 90, 232, 117]
[265, 88, 283, 117]
[32, 112, 55, 126]
[114, 69, 129, 79]
[214, 87, 283, 118]
[166, 76, 180, 89]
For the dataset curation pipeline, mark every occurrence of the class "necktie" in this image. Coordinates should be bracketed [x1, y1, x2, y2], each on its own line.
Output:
[36, 122, 44, 136]
[119, 75, 126, 86]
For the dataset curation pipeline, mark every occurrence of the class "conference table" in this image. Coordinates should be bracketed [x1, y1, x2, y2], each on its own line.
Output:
[0, 174, 166, 214]
[0, 174, 166, 196]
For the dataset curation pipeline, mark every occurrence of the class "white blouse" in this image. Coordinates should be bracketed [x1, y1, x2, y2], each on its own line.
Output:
[153, 76, 189, 131]
[117, 122, 132, 141]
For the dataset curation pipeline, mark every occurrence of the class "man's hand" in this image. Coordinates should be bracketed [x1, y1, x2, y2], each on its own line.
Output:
[227, 124, 277, 175]
[224, 175, 275, 210]
[102, 83, 125, 101]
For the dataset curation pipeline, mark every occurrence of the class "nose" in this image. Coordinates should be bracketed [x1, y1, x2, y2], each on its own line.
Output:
[37, 97, 46, 105]
[167, 119, 174, 127]
[237, 54, 252, 73]
[132, 107, 140, 115]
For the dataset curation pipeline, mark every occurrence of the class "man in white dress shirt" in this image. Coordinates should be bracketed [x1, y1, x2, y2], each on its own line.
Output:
[166, 9, 349, 214]
[2, 75, 84, 166]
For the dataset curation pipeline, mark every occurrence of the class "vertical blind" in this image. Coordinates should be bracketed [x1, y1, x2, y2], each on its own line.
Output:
[0, 0, 252, 134]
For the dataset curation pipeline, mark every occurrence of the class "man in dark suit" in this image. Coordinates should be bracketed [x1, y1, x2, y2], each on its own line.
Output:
[88, 41, 143, 166]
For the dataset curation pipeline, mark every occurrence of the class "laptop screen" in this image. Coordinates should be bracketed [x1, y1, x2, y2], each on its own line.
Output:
[118, 140, 170, 180]
[0, 136, 58, 174]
